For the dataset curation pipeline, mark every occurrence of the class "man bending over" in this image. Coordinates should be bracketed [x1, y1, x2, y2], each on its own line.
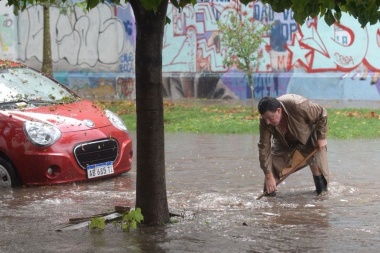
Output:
[257, 94, 329, 196]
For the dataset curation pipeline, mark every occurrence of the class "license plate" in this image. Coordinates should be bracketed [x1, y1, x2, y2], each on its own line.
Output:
[87, 161, 114, 179]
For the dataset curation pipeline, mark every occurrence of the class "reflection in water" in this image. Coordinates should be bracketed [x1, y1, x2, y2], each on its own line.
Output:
[1, 134, 380, 252]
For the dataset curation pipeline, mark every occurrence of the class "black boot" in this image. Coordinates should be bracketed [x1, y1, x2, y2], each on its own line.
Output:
[313, 175, 327, 195]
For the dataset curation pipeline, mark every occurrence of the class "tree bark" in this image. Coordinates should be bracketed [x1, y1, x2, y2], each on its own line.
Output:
[248, 73, 255, 115]
[42, 5, 53, 77]
[130, 0, 170, 225]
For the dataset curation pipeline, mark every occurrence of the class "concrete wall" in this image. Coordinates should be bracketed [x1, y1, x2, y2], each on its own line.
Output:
[1, 0, 379, 101]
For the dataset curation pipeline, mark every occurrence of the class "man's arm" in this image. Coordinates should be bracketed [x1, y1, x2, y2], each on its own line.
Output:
[258, 119, 272, 174]
[258, 119, 277, 193]
[297, 99, 328, 150]
[307, 101, 328, 140]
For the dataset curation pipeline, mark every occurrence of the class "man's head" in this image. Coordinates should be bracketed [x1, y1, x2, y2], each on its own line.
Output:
[258, 96, 282, 126]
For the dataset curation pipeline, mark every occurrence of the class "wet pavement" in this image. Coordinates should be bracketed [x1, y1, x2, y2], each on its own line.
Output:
[1, 132, 380, 252]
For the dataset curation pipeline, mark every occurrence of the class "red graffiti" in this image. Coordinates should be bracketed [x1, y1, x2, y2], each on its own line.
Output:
[334, 53, 355, 66]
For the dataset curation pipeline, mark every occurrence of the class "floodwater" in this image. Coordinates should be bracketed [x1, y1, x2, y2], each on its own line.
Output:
[1, 132, 380, 253]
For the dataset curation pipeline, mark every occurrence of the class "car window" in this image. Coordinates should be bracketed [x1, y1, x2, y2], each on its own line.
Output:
[0, 68, 77, 104]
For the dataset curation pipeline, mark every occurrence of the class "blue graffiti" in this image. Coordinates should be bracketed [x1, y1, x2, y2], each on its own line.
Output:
[253, 4, 274, 21]
[119, 52, 134, 73]
[282, 9, 295, 20]
[124, 20, 133, 36]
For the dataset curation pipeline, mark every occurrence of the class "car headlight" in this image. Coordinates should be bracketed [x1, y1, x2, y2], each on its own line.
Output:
[105, 110, 128, 132]
[24, 121, 61, 147]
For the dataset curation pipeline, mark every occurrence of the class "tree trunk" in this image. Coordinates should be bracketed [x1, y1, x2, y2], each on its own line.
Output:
[130, 0, 170, 225]
[42, 5, 53, 77]
[247, 73, 255, 115]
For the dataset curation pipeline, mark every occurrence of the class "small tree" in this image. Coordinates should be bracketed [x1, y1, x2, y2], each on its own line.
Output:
[217, 11, 270, 114]
[21, 1, 82, 77]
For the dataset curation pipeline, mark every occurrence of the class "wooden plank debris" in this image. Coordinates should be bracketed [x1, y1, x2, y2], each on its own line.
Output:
[56, 206, 195, 231]
[56, 206, 131, 231]
[56, 212, 122, 231]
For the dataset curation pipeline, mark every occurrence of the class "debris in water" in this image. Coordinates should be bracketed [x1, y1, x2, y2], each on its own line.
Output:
[262, 212, 280, 216]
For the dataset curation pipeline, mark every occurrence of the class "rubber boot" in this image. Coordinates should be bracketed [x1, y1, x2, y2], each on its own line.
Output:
[313, 175, 327, 195]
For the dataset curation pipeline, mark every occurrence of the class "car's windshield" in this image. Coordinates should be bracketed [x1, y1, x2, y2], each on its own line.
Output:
[0, 67, 78, 105]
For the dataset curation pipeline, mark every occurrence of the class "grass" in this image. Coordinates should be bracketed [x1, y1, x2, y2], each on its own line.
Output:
[98, 100, 380, 139]
[327, 109, 380, 139]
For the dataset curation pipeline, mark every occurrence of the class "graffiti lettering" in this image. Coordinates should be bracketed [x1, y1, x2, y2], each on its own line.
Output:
[334, 53, 355, 66]
[283, 9, 294, 20]
[15, 3, 125, 67]
[253, 4, 274, 21]
[119, 52, 134, 73]
[3, 14, 12, 27]
[281, 23, 297, 41]
[119, 63, 133, 73]
[120, 52, 134, 63]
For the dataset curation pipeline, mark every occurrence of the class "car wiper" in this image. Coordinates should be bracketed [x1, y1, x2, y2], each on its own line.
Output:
[0, 99, 28, 109]
[0, 97, 81, 109]
[27, 99, 57, 105]
[0, 99, 28, 105]
[0, 99, 55, 109]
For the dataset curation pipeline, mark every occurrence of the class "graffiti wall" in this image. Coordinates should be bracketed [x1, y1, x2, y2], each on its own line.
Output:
[1, 0, 379, 101]
[0, 5, 17, 60]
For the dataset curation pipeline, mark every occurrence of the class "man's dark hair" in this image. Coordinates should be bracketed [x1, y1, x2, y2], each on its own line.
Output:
[258, 96, 281, 114]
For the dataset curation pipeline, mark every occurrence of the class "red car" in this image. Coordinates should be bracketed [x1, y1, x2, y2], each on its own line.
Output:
[0, 60, 133, 187]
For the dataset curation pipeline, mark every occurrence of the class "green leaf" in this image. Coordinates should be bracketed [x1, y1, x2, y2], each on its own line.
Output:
[98, 218, 106, 229]
[130, 220, 137, 229]
[134, 208, 144, 223]
[121, 223, 128, 231]
[140, 0, 161, 11]
[87, 0, 101, 10]
[262, 0, 292, 12]
[166, 16, 171, 25]
[89, 217, 106, 230]
[169, 0, 179, 9]
[319, 0, 335, 10]
[307, 0, 320, 17]
[324, 9, 335, 26]
[121, 207, 144, 231]
[334, 9, 342, 22]
[291, 0, 309, 11]
[89, 218, 97, 229]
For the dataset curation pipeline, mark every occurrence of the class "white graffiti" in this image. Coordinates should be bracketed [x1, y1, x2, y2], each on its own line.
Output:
[17, 3, 126, 69]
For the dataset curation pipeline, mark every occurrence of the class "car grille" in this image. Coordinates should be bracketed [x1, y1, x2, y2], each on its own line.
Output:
[74, 139, 119, 169]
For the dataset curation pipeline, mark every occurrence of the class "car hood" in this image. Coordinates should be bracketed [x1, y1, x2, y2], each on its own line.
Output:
[4, 100, 112, 133]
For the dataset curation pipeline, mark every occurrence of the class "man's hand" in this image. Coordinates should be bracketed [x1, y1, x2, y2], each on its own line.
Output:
[265, 173, 277, 193]
[317, 139, 327, 150]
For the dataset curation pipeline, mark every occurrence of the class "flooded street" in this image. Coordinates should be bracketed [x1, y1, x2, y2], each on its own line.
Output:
[1, 132, 380, 252]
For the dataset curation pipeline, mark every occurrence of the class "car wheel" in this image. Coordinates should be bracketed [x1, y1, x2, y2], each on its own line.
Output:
[0, 158, 22, 187]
